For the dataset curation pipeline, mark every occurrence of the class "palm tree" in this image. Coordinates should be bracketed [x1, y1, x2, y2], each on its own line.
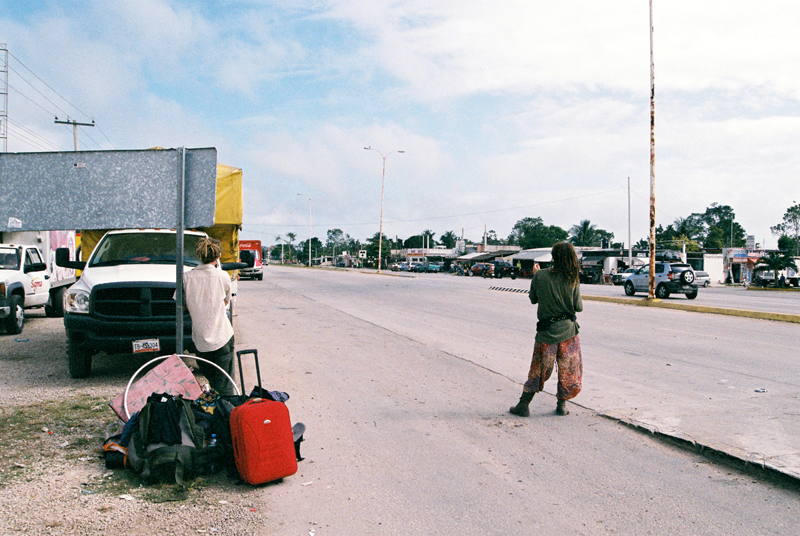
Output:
[569, 220, 599, 247]
[753, 251, 798, 287]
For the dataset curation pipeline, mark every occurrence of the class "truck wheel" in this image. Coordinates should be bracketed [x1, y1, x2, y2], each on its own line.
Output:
[656, 284, 670, 299]
[686, 290, 698, 300]
[256, 273, 263, 281]
[51, 287, 66, 317]
[680, 270, 695, 285]
[68, 340, 92, 378]
[4, 295, 24, 334]
[511, 273, 517, 280]
[624, 281, 635, 296]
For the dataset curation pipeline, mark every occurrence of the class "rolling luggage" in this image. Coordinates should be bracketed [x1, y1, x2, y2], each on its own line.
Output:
[230, 349, 298, 484]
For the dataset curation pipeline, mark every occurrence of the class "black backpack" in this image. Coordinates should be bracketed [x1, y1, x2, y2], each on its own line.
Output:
[127, 393, 205, 487]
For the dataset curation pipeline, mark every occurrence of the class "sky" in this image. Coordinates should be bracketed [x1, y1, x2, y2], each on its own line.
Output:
[2, 0, 799, 249]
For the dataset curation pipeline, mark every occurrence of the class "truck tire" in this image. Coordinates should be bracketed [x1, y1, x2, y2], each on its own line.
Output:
[624, 281, 635, 296]
[4, 295, 24, 334]
[256, 273, 263, 281]
[680, 270, 695, 285]
[51, 287, 66, 317]
[686, 290, 698, 299]
[511, 273, 517, 280]
[656, 283, 670, 299]
[68, 339, 92, 379]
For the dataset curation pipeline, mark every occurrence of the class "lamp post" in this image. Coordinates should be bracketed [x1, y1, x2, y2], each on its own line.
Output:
[297, 193, 311, 267]
[364, 146, 405, 273]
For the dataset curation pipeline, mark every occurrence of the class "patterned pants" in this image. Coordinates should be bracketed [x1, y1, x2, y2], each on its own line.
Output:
[523, 335, 582, 400]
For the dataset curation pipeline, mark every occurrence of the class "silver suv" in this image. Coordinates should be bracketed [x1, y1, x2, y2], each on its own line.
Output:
[624, 262, 698, 300]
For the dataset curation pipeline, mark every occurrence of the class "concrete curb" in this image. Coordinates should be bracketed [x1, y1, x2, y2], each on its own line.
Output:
[582, 294, 800, 324]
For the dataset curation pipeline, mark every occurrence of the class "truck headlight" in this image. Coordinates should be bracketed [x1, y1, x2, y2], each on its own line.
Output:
[65, 289, 90, 313]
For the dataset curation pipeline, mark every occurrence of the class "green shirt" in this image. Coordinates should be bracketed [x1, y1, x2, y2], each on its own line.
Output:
[529, 268, 583, 344]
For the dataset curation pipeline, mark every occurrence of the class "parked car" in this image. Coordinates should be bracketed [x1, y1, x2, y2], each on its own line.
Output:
[611, 267, 638, 285]
[624, 262, 698, 299]
[482, 260, 519, 280]
[694, 271, 711, 287]
[470, 263, 492, 276]
[426, 262, 442, 273]
[409, 262, 426, 273]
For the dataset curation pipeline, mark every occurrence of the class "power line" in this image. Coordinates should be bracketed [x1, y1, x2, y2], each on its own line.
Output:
[8, 51, 93, 122]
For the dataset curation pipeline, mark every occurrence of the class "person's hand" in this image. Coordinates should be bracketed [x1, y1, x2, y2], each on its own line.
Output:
[532, 262, 540, 274]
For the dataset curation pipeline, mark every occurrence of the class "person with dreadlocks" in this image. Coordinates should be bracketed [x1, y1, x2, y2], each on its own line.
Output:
[509, 241, 583, 417]
[183, 236, 236, 396]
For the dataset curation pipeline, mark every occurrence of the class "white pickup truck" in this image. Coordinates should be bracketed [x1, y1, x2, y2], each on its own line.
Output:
[1, 244, 53, 334]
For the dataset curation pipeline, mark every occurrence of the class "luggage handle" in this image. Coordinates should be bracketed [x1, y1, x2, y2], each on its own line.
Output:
[123, 354, 240, 420]
[236, 348, 262, 395]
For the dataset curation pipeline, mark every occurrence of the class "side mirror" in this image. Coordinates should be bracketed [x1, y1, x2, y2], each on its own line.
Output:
[55, 247, 86, 270]
[239, 249, 256, 267]
[24, 262, 47, 273]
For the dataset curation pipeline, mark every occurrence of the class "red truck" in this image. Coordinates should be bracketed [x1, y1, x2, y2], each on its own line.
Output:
[239, 240, 263, 280]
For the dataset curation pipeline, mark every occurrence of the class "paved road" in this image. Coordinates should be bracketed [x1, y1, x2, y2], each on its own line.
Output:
[451, 273, 800, 315]
[228, 267, 800, 535]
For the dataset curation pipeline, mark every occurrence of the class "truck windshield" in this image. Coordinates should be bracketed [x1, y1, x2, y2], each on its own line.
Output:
[89, 233, 204, 267]
[0, 248, 21, 270]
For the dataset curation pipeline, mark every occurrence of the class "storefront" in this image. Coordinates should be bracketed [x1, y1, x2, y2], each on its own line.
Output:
[722, 248, 765, 284]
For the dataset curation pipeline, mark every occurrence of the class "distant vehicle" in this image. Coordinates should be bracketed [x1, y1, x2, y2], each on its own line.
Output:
[470, 263, 492, 276]
[694, 271, 711, 287]
[426, 262, 442, 273]
[611, 267, 638, 285]
[624, 262, 698, 299]
[482, 260, 519, 280]
[410, 262, 428, 273]
[239, 239, 263, 280]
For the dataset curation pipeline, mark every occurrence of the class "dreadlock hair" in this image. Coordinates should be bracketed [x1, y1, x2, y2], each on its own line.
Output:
[550, 242, 580, 287]
[196, 237, 222, 265]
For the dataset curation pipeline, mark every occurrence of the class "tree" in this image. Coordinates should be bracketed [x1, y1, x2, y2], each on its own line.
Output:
[440, 230, 458, 249]
[696, 203, 746, 248]
[484, 229, 503, 245]
[421, 229, 437, 247]
[298, 237, 323, 264]
[366, 232, 390, 262]
[569, 220, 614, 247]
[326, 228, 345, 256]
[508, 217, 568, 249]
[771, 203, 800, 256]
[404, 235, 424, 248]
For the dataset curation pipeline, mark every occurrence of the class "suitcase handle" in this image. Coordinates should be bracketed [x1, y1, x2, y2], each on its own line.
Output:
[236, 349, 263, 395]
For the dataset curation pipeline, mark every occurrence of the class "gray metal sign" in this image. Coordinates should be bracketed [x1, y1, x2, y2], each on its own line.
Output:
[0, 148, 217, 231]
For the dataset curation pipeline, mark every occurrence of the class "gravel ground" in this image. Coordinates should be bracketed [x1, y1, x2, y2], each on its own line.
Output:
[0, 311, 280, 536]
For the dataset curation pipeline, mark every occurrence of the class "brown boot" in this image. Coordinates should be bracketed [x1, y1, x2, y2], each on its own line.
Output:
[509, 391, 535, 417]
[556, 399, 569, 416]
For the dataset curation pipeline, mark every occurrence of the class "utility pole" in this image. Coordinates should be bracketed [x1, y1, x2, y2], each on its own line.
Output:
[648, 0, 657, 299]
[628, 177, 633, 267]
[1, 44, 8, 152]
[54, 116, 95, 151]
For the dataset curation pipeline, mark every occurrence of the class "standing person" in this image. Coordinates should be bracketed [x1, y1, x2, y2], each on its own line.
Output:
[183, 237, 236, 396]
[509, 242, 583, 417]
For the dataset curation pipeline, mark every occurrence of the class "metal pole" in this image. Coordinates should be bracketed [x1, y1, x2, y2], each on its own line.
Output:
[628, 177, 632, 267]
[297, 193, 311, 266]
[176, 147, 186, 354]
[364, 146, 404, 273]
[648, 0, 657, 299]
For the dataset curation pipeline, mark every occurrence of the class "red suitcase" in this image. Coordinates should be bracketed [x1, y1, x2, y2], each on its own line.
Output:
[230, 349, 298, 484]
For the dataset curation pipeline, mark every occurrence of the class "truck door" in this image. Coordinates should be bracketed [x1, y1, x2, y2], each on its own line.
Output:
[24, 248, 50, 306]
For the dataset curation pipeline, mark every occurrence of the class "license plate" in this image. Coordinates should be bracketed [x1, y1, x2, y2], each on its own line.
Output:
[132, 338, 160, 353]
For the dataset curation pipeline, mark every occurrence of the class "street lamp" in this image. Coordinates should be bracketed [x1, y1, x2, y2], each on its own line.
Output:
[297, 193, 311, 267]
[364, 146, 405, 273]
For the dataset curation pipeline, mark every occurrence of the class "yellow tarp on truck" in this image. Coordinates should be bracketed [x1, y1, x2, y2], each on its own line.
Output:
[80, 163, 243, 264]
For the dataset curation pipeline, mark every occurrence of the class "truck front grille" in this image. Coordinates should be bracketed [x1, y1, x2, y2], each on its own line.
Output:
[93, 284, 182, 319]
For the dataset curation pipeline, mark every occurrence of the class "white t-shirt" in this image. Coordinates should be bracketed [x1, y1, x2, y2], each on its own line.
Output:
[182, 263, 234, 352]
